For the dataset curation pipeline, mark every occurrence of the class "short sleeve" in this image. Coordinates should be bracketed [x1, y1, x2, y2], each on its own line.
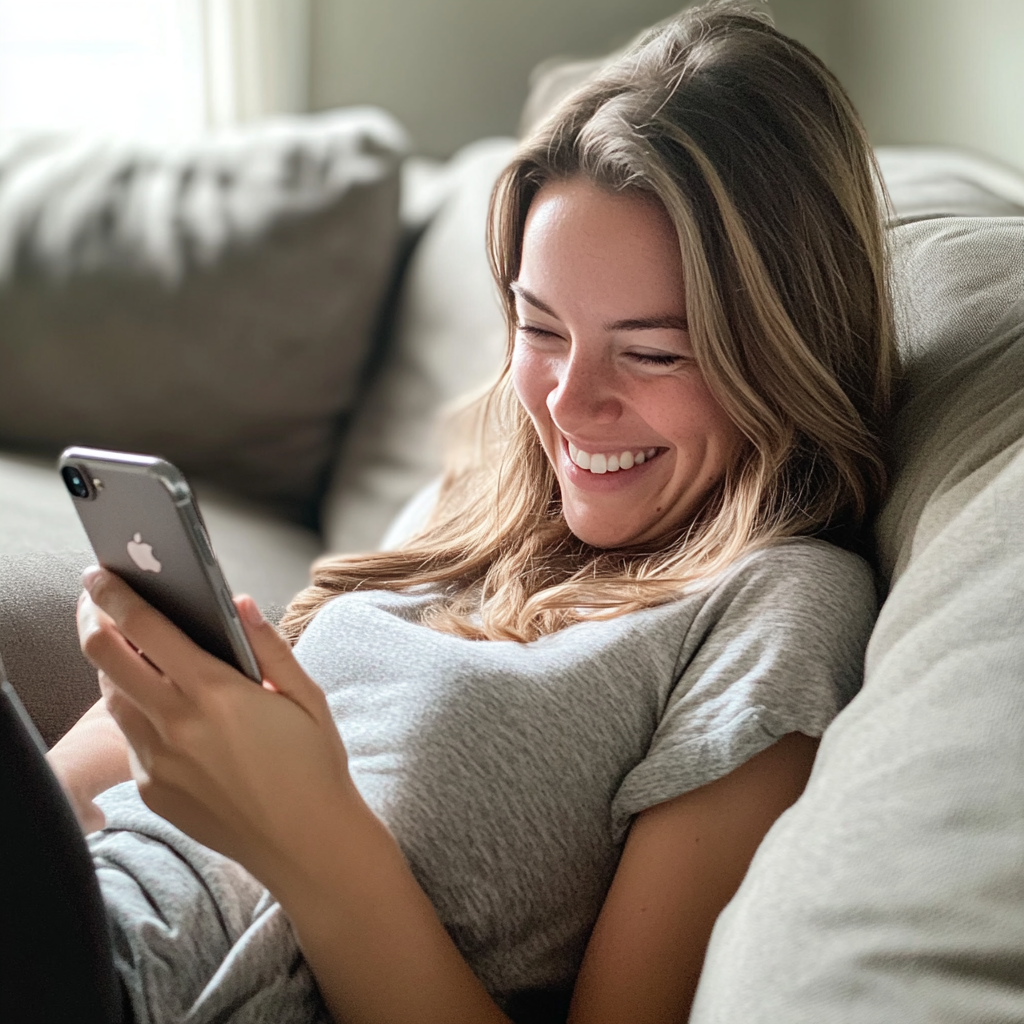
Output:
[610, 539, 877, 840]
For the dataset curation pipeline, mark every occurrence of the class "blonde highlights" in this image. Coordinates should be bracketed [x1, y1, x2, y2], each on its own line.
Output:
[281, 2, 897, 644]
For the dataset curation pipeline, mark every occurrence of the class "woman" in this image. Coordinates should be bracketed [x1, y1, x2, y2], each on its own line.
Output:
[30, 4, 894, 1022]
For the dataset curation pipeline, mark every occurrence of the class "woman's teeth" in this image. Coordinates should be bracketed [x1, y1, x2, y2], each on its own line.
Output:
[568, 443, 659, 474]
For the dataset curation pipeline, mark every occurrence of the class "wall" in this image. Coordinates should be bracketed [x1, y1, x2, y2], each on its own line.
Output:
[841, 0, 1024, 172]
[310, 0, 1024, 171]
[309, 0, 687, 157]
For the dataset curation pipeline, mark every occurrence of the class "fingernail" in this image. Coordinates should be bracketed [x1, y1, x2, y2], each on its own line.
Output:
[77, 590, 87, 609]
[240, 596, 265, 627]
[81, 566, 103, 592]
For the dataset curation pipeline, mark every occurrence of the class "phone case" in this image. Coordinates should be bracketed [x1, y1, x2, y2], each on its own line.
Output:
[59, 447, 261, 683]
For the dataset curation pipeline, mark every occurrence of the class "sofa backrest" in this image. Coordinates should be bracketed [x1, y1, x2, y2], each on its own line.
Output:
[321, 138, 515, 553]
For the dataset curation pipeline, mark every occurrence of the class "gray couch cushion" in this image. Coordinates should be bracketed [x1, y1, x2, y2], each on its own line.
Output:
[322, 138, 516, 553]
[691, 215, 1024, 1022]
[0, 551, 100, 749]
[0, 110, 406, 520]
[878, 217, 1024, 582]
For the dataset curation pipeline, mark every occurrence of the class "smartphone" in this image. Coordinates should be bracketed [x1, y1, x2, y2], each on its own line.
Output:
[58, 446, 261, 683]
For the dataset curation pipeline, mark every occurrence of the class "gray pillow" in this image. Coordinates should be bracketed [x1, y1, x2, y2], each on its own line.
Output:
[691, 216, 1024, 1023]
[0, 110, 406, 521]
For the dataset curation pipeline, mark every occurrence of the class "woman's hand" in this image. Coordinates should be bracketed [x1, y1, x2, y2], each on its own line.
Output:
[76, 567, 358, 890]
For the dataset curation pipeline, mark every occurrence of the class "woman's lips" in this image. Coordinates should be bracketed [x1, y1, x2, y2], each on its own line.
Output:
[559, 438, 665, 491]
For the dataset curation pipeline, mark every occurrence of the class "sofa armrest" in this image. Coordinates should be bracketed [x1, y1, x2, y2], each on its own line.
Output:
[0, 551, 98, 748]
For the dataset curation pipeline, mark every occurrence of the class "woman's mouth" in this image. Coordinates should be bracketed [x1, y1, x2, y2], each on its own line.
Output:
[567, 441, 662, 475]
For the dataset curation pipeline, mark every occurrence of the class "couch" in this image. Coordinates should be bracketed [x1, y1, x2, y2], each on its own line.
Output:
[2, 43, 1024, 1022]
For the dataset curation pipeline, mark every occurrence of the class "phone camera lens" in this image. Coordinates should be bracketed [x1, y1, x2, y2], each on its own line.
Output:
[61, 466, 92, 499]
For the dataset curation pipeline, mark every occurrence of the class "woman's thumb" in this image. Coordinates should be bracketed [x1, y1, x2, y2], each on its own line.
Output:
[235, 596, 324, 711]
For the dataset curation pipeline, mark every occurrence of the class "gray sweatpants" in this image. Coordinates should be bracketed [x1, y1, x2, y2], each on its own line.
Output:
[90, 782, 331, 1024]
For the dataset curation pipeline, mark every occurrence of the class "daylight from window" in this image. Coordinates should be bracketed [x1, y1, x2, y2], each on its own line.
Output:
[0, 0, 204, 140]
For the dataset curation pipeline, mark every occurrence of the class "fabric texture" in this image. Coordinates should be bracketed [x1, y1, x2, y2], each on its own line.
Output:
[92, 784, 329, 1024]
[322, 138, 515, 553]
[877, 217, 1024, 581]
[0, 550, 100, 748]
[0, 110, 406, 520]
[690, 215, 1024, 1023]
[93, 538, 874, 1021]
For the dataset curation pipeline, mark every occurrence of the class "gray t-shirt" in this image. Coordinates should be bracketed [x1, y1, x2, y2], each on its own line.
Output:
[93, 536, 875, 1023]
[294, 537, 876, 1002]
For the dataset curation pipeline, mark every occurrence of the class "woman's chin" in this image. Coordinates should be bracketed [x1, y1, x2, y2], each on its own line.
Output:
[564, 514, 646, 550]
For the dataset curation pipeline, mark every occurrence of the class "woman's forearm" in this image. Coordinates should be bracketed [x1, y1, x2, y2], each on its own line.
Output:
[47, 696, 131, 832]
[270, 788, 512, 1024]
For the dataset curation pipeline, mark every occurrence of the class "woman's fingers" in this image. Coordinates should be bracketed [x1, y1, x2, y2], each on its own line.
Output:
[80, 567, 234, 696]
[80, 569, 326, 735]
[78, 588, 182, 716]
[96, 668, 163, 754]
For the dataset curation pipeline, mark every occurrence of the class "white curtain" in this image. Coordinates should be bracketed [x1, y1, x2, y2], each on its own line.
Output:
[201, 0, 311, 129]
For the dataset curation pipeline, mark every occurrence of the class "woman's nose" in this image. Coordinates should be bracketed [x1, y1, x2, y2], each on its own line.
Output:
[547, 347, 622, 429]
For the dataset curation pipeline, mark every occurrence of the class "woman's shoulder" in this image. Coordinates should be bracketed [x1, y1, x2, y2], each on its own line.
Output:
[692, 537, 879, 646]
[718, 536, 876, 598]
[737, 536, 872, 585]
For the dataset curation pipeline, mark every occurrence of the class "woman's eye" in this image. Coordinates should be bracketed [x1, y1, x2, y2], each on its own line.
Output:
[516, 324, 559, 340]
[629, 352, 683, 367]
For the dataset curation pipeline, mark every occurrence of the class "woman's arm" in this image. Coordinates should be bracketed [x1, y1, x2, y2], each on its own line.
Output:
[569, 732, 819, 1023]
[46, 695, 131, 833]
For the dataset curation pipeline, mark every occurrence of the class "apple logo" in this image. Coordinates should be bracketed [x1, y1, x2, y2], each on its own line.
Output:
[127, 533, 162, 573]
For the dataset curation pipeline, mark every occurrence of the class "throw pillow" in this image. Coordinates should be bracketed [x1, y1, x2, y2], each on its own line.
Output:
[0, 109, 407, 521]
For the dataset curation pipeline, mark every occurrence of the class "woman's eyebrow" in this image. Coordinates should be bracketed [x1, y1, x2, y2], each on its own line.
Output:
[607, 314, 689, 332]
[511, 284, 688, 333]
[510, 283, 557, 317]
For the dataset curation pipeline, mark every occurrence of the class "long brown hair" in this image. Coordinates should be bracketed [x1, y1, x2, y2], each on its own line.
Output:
[281, 1, 897, 644]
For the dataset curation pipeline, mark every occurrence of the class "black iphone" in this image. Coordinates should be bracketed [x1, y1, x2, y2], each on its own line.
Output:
[59, 446, 261, 683]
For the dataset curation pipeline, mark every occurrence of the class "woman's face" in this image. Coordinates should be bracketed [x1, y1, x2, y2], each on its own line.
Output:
[511, 178, 746, 549]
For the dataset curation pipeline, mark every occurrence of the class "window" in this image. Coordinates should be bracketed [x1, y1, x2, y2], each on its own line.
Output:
[0, 0, 308, 140]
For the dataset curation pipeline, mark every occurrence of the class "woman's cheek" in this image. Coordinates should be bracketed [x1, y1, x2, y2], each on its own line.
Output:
[510, 342, 554, 424]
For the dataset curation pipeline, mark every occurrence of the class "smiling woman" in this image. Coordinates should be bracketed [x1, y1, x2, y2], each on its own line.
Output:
[24, 4, 897, 1024]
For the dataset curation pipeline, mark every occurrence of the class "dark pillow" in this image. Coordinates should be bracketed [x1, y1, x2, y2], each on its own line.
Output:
[0, 109, 406, 521]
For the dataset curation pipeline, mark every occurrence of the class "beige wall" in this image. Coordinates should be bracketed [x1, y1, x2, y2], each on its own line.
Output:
[840, 0, 1024, 172]
[309, 0, 687, 157]
[310, 0, 1024, 171]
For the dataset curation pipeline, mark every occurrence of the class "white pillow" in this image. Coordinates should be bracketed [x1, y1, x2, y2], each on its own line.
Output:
[322, 138, 516, 554]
